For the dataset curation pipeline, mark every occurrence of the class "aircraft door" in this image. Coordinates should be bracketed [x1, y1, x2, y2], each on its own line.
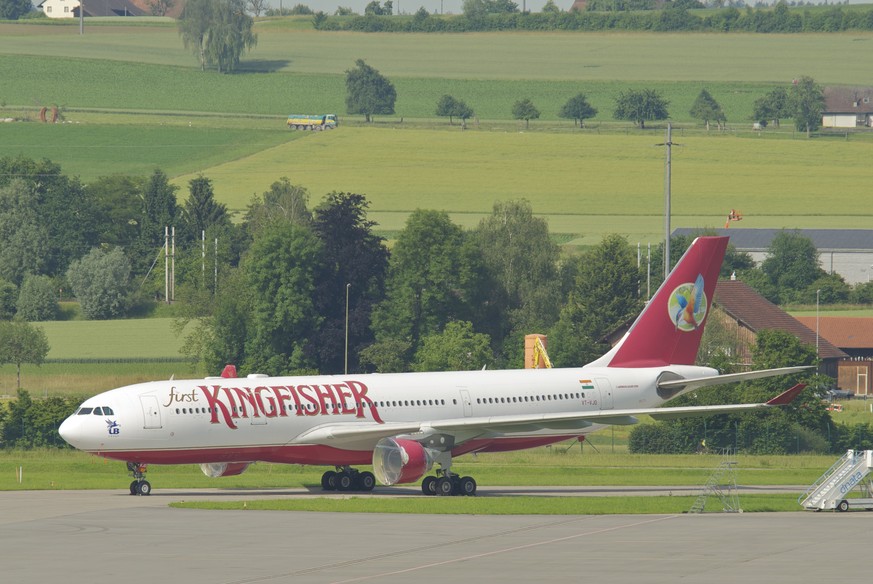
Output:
[459, 389, 472, 417]
[595, 378, 614, 410]
[140, 395, 162, 429]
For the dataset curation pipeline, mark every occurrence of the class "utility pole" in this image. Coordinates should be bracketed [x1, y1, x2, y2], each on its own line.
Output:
[79, 0, 84, 35]
[657, 123, 677, 278]
[344, 283, 351, 375]
[164, 226, 170, 304]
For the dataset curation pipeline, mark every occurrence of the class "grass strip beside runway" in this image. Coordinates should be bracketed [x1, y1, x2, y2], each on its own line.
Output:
[170, 494, 800, 514]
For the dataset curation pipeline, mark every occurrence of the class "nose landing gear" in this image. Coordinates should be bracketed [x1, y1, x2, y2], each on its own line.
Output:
[127, 462, 151, 496]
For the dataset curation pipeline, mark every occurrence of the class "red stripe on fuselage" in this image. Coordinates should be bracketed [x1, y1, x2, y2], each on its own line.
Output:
[90, 436, 579, 466]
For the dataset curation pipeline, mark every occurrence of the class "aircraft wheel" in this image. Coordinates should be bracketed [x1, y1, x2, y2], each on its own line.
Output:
[422, 476, 437, 496]
[337, 472, 354, 491]
[129, 481, 139, 495]
[436, 477, 454, 497]
[838, 500, 850, 512]
[358, 471, 376, 492]
[459, 476, 477, 497]
[321, 470, 337, 491]
[136, 481, 152, 496]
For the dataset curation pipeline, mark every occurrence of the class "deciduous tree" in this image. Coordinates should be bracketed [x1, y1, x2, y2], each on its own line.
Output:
[413, 321, 493, 372]
[66, 248, 131, 320]
[613, 88, 670, 128]
[0, 321, 50, 390]
[511, 98, 540, 129]
[16, 275, 58, 322]
[761, 230, 824, 303]
[0, 179, 49, 286]
[752, 87, 789, 128]
[790, 76, 825, 137]
[475, 200, 560, 360]
[558, 93, 598, 127]
[370, 210, 485, 366]
[435, 95, 474, 127]
[179, 0, 257, 73]
[345, 59, 396, 123]
[0, 0, 31, 19]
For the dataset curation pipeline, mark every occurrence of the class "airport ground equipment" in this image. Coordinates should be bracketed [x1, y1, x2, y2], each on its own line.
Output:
[287, 114, 337, 130]
[799, 450, 873, 511]
[689, 448, 741, 513]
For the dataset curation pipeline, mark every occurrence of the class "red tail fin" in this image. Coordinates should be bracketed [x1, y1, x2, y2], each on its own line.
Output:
[605, 236, 728, 368]
[220, 364, 238, 378]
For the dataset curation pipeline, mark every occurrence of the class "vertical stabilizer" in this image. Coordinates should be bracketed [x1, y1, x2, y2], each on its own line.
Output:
[604, 236, 728, 368]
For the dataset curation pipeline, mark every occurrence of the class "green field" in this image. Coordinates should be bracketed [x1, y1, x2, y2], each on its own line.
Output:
[173, 126, 873, 240]
[2, 23, 872, 245]
[2, 25, 871, 84]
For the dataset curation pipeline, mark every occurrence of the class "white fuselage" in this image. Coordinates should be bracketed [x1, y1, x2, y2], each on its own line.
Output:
[59, 364, 715, 467]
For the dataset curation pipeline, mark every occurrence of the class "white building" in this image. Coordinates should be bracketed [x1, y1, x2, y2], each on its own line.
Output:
[37, 0, 145, 18]
[822, 87, 873, 129]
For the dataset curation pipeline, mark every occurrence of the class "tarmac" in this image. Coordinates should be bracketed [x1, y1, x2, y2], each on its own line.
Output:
[1, 487, 869, 584]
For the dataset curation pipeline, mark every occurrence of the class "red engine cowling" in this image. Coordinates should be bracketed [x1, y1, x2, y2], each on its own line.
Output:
[372, 438, 434, 485]
[200, 462, 251, 478]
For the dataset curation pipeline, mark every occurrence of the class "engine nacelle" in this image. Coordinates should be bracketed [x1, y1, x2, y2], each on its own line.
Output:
[372, 438, 434, 485]
[200, 462, 251, 478]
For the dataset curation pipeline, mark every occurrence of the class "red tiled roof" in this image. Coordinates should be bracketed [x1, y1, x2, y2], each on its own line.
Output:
[795, 316, 873, 350]
[714, 280, 847, 360]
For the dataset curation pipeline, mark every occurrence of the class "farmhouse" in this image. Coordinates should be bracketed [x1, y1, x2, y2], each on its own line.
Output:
[672, 228, 873, 285]
[822, 86, 873, 129]
[795, 316, 873, 397]
[38, 0, 145, 18]
[712, 280, 846, 379]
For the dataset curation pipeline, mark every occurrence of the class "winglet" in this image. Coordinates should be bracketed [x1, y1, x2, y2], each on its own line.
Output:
[765, 383, 806, 406]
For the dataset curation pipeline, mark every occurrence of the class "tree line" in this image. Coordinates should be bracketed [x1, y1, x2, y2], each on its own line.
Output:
[354, 59, 827, 136]
[2, 154, 872, 452]
[314, 4, 873, 33]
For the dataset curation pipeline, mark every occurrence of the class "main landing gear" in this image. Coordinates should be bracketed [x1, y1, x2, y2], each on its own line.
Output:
[421, 471, 477, 497]
[321, 467, 376, 492]
[127, 462, 151, 496]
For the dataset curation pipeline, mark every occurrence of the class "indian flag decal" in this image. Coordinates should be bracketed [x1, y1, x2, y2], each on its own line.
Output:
[579, 380, 595, 390]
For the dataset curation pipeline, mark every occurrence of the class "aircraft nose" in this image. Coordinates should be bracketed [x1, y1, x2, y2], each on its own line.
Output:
[58, 416, 80, 447]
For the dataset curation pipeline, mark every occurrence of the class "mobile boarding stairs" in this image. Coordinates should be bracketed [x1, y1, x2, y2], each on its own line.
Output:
[798, 450, 873, 512]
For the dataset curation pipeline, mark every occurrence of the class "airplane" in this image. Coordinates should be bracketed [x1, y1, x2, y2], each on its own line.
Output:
[59, 236, 811, 497]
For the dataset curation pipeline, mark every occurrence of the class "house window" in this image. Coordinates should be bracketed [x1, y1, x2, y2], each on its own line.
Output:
[46, 5, 52, 11]
[64, 5, 69, 11]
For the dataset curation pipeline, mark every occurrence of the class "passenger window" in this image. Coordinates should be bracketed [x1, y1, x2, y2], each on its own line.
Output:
[78, 407, 93, 415]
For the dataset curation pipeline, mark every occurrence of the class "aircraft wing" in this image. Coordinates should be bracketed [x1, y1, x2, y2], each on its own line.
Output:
[657, 366, 814, 393]
[290, 384, 806, 450]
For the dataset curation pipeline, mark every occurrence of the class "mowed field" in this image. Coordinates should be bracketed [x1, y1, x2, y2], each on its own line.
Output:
[1, 23, 872, 242]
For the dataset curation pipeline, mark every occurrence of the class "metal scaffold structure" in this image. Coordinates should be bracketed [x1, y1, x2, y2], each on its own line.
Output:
[689, 448, 742, 514]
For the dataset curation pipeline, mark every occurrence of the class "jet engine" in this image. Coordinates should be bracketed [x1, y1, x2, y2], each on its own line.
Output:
[372, 438, 435, 485]
[200, 462, 251, 478]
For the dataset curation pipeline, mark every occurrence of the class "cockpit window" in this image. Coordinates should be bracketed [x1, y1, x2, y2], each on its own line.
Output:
[77, 407, 93, 415]
[93, 407, 103, 415]
[103, 407, 114, 415]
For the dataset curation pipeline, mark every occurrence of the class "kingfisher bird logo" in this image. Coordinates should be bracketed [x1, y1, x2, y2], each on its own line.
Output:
[106, 420, 120, 436]
[668, 274, 707, 332]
